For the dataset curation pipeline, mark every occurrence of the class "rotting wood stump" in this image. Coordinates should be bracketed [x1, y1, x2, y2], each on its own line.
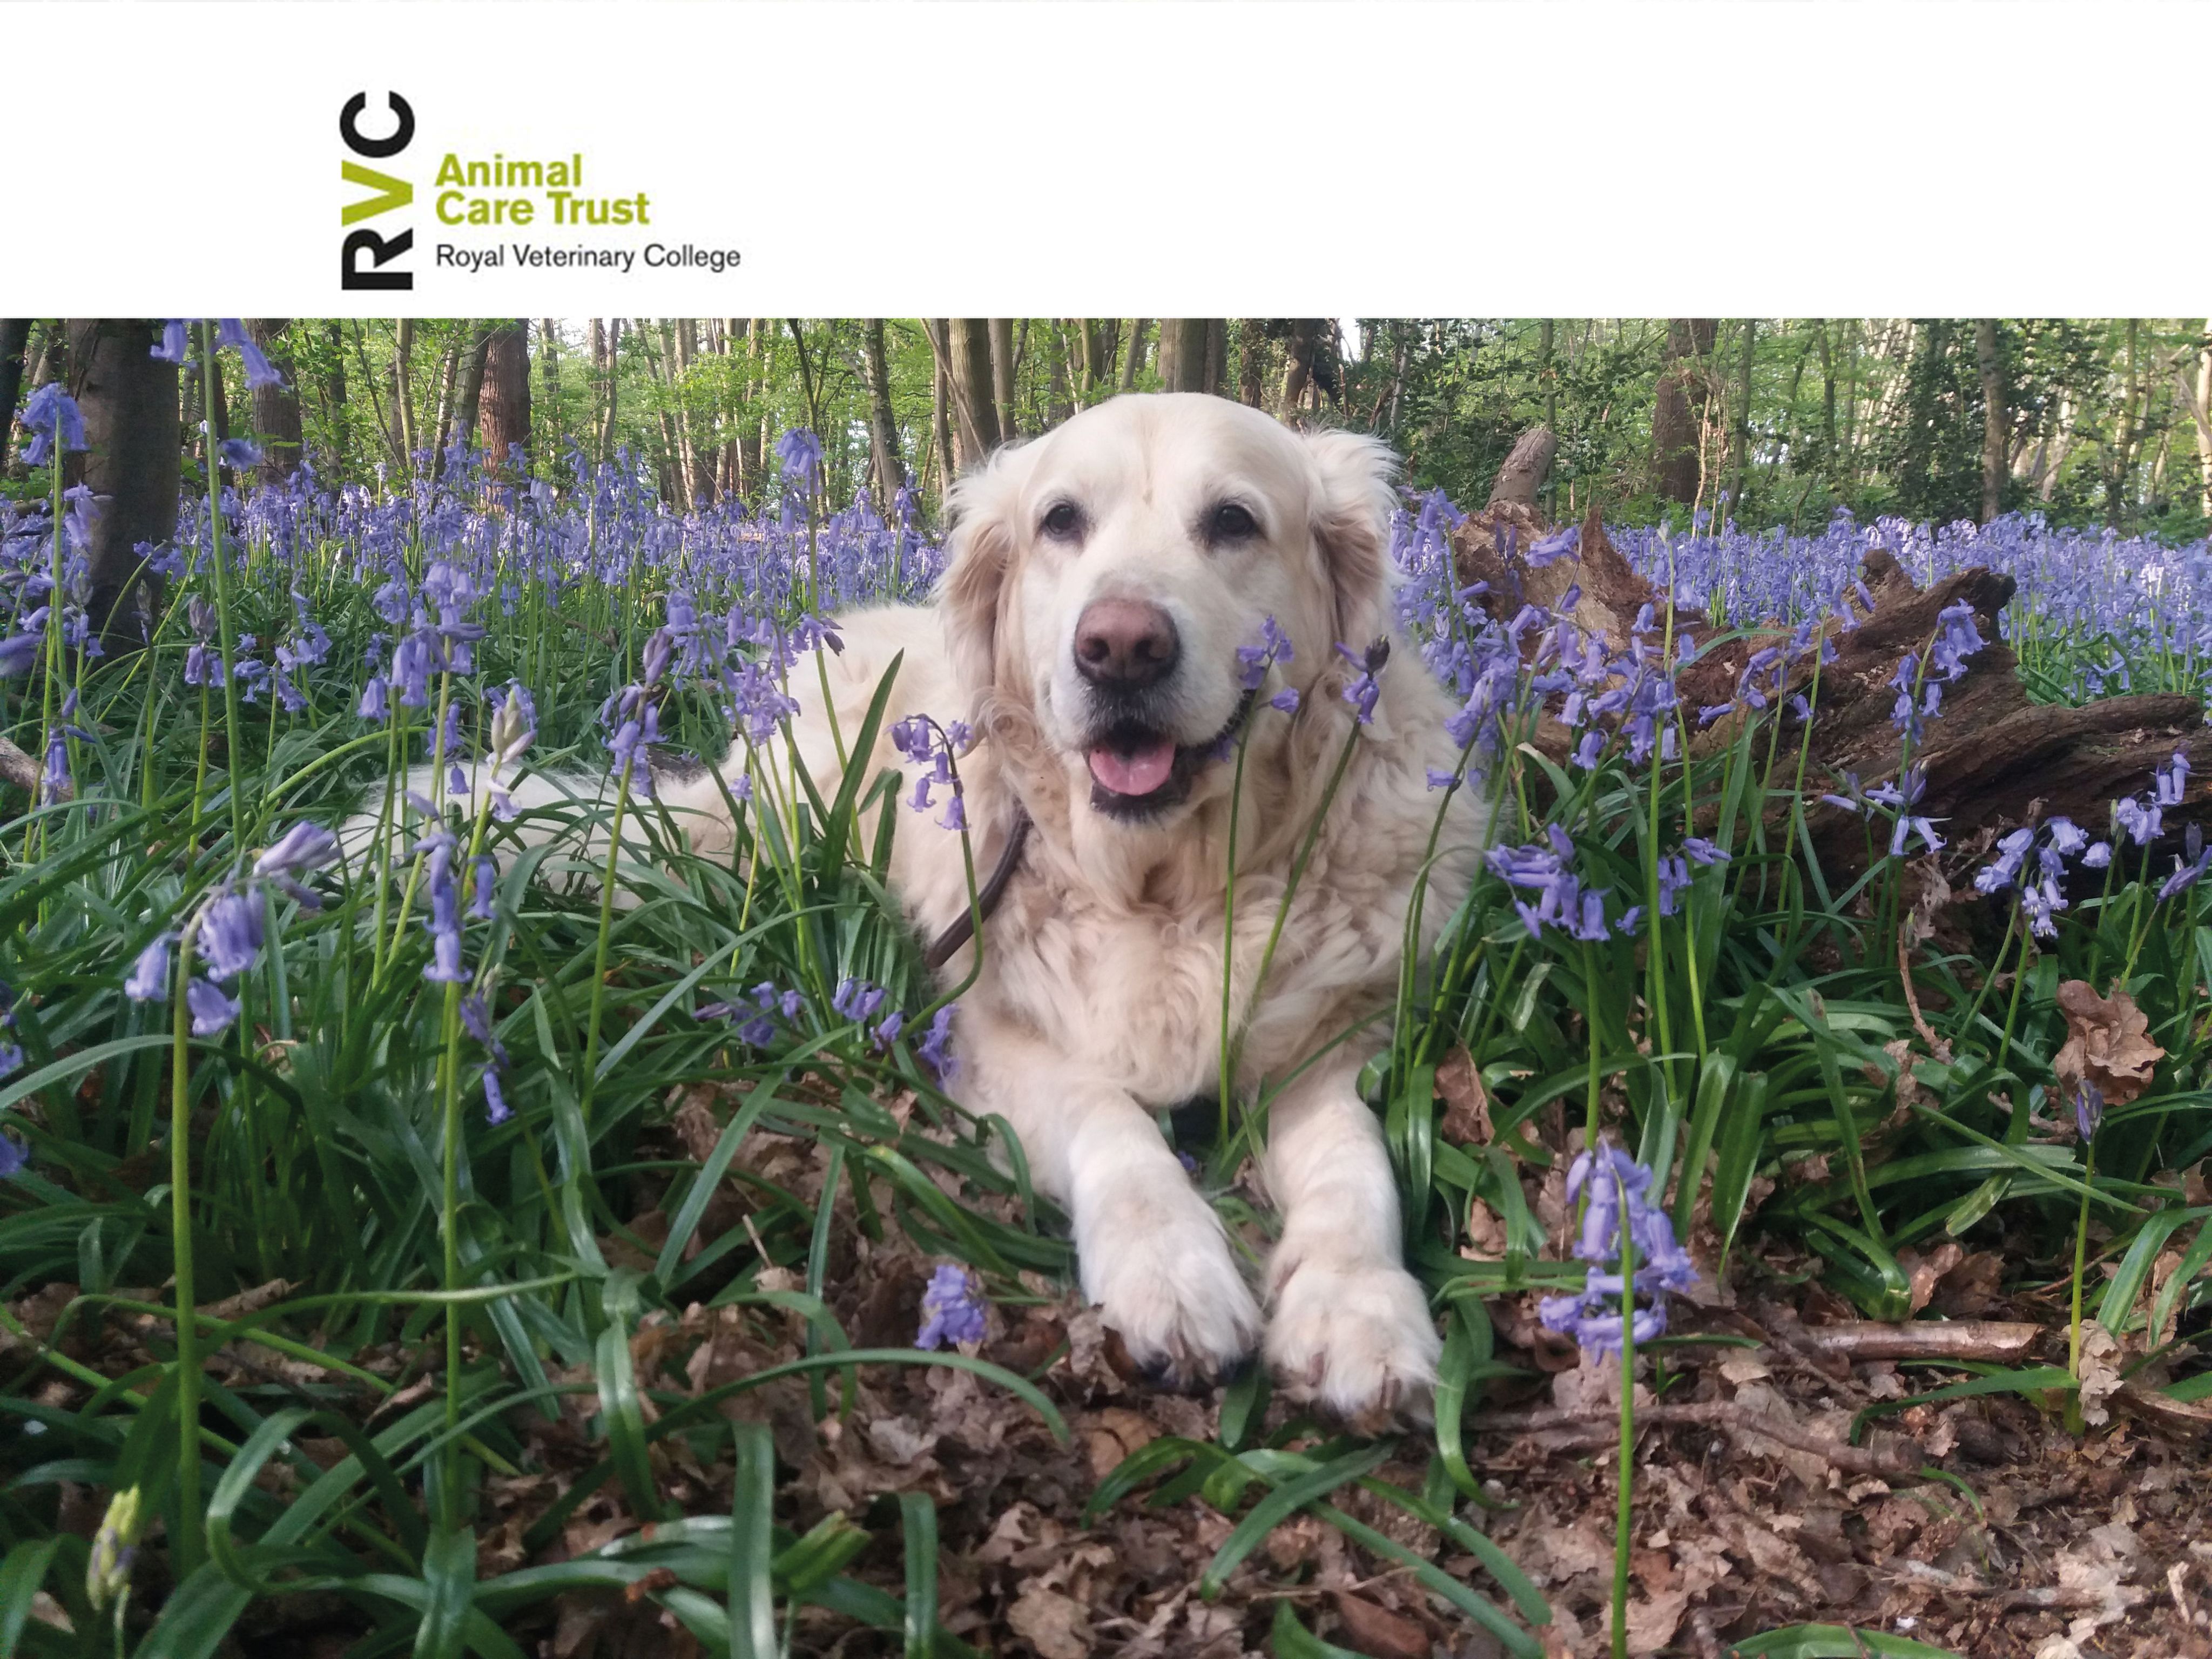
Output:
[1449, 497, 2212, 878]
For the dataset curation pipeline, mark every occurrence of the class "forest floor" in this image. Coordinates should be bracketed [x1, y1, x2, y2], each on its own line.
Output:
[19, 1096, 2208, 1659]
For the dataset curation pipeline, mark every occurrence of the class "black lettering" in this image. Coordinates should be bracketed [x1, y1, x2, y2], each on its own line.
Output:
[340, 92, 415, 159]
[342, 228, 415, 291]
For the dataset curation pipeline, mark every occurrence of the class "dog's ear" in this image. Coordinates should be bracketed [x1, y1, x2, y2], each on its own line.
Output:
[1304, 429, 1399, 653]
[939, 449, 1026, 713]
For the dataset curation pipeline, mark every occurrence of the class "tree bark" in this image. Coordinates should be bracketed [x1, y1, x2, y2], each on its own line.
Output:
[1045, 322, 1074, 427]
[946, 318, 1002, 466]
[986, 318, 1018, 442]
[1236, 318, 1266, 408]
[536, 320, 561, 464]
[1119, 319, 1150, 393]
[0, 319, 31, 474]
[1652, 318, 1717, 505]
[392, 318, 416, 465]
[243, 320, 304, 487]
[861, 318, 905, 507]
[1278, 319, 1324, 415]
[478, 321, 532, 479]
[64, 320, 180, 649]
[1487, 426, 1558, 510]
[1730, 318, 1756, 516]
[1974, 318, 2007, 523]
[452, 325, 493, 465]
[430, 330, 464, 467]
[1157, 319, 1220, 394]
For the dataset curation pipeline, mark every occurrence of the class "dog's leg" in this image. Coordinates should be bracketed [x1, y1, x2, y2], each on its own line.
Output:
[962, 1013, 1262, 1383]
[1260, 1048, 1440, 1423]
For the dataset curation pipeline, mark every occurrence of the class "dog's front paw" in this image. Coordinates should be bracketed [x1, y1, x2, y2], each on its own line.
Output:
[1266, 1256, 1441, 1428]
[1079, 1190, 1262, 1387]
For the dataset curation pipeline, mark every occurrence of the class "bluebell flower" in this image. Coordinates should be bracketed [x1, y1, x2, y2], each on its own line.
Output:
[483, 1068, 511, 1128]
[124, 934, 174, 1002]
[0, 634, 39, 677]
[915, 1263, 987, 1349]
[2074, 1081, 2104, 1141]
[218, 437, 263, 471]
[0, 1044, 20, 1081]
[214, 320, 286, 390]
[1334, 638, 1388, 725]
[198, 893, 265, 980]
[1269, 686, 1300, 714]
[254, 821, 338, 880]
[0, 1133, 24, 1178]
[1539, 1141, 1695, 1359]
[774, 427, 824, 488]
[186, 978, 240, 1037]
[1236, 615, 1296, 689]
[832, 976, 887, 1023]
[357, 677, 388, 720]
[17, 383, 87, 467]
[918, 1003, 958, 1078]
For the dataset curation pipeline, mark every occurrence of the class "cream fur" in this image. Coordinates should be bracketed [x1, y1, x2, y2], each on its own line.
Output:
[419, 394, 1489, 1420]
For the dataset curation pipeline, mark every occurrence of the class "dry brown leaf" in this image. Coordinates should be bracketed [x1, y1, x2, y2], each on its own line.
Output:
[1006, 1584, 1091, 1659]
[1897, 1241, 1965, 1314]
[2077, 1320, 2123, 1427]
[1329, 1589, 1428, 1659]
[1436, 1046, 1494, 1145]
[2054, 980, 2166, 1111]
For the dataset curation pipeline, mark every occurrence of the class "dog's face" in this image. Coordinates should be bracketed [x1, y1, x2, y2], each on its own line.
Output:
[943, 394, 1394, 826]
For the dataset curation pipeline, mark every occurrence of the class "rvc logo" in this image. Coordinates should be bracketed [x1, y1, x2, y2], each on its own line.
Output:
[341, 92, 415, 291]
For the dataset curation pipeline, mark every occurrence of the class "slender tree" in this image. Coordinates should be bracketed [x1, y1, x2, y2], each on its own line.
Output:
[245, 320, 304, 485]
[63, 319, 180, 646]
[1975, 318, 2008, 523]
[1158, 319, 1221, 394]
[861, 318, 905, 506]
[945, 319, 1001, 466]
[1119, 319, 1150, 393]
[478, 321, 532, 479]
[1653, 318, 1717, 504]
[0, 319, 32, 471]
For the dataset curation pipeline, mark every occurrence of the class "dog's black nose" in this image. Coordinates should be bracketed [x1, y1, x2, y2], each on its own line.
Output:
[1075, 598, 1179, 690]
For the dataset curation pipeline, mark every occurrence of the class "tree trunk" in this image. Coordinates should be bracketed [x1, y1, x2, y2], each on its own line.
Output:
[1045, 322, 1074, 427]
[1652, 318, 1717, 505]
[592, 319, 622, 466]
[1815, 319, 1837, 473]
[1730, 318, 1756, 517]
[1120, 319, 1150, 393]
[946, 318, 1002, 466]
[430, 330, 464, 467]
[670, 318, 712, 505]
[537, 320, 561, 464]
[64, 320, 180, 648]
[1278, 319, 1323, 414]
[861, 318, 905, 507]
[1974, 318, 2007, 523]
[1236, 318, 1266, 408]
[1157, 319, 1219, 394]
[1488, 426, 1559, 510]
[453, 325, 493, 464]
[478, 321, 532, 479]
[241, 320, 304, 487]
[392, 318, 417, 465]
[0, 319, 31, 474]
[2107, 318, 2141, 530]
[987, 318, 1018, 442]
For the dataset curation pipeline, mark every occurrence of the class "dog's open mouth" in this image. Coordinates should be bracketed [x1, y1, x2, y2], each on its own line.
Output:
[1085, 691, 1256, 818]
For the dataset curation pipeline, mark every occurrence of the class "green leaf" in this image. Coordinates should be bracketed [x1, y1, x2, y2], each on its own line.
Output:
[1199, 1444, 1392, 1599]
[900, 1493, 940, 1659]
[1268, 1600, 1364, 1658]
[1728, 1623, 1965, 1658]
[413, 1527, 478, 1659]
[730, 1422, 779, 1659]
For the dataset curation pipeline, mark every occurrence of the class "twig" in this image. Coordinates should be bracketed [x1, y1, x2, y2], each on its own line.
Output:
[1465, 1400, 1921, 1478]
[1790, 1320, 2043, 1364]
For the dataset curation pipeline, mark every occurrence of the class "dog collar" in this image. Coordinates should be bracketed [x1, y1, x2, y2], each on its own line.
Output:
[922, 803, 1033, 972]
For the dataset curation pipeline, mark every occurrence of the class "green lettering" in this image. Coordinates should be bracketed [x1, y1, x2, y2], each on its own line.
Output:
[341, 160, 413, 225]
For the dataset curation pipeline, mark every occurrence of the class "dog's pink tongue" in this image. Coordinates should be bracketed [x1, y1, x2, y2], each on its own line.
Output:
[1089, 739, 1176, 797]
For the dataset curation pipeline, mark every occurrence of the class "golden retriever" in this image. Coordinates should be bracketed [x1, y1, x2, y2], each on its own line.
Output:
[390, 394, 1487, 1420]
[688, 393, 1489, 1420]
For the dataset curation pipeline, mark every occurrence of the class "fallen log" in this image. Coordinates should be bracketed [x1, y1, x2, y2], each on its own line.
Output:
[1448, 476, 2212, 876]
[1464, 1399, 1923, 1478]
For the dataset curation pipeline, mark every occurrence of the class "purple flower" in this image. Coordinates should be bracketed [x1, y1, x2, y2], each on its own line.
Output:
[1540, 1140, 1694, 1359]
[0, 1044, 20, 1082]
[1334, 638, 1388, 725]
[0, 635, 40, 678]
[2075, 1081, 2104, 1141]
[0, 1133, 25, 1178]
[915, 1263, 987, 1349]
[832, 976, 888, 1024]
[1269, 687, 1301, 714]
[254, 822, 338, 881]
[186, 977, 240, 1037]
[1236, 615, 1296, 689]
[483, 1068, 512, 1127]
[124, 934, 174, 1002]
[356, 676, 388, 721]
[2156, 751, 2191, 808]
[2082, 840, 2113, 869]
[918, 1003, 958, 1079]
[218, 437, 263, 471]
[18, 383, 87, 467]
[774, 427, 824, 488]
[214, 319, 286, 390]
[198, 892, 265, 980]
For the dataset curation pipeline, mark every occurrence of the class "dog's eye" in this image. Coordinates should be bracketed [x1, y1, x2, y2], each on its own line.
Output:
[1040, 501, 1082, 541]
[1209, 503, 1259, 543]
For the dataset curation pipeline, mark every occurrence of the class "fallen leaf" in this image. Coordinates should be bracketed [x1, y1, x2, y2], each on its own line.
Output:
[1330, 1589, 1427, 1659]
[1897, 1240, 1964, 1314]
[1436, 1046, 1494, 1145]
[2053, 980, 2164, 1112]
[2077, 1320, 2123, 1426]
[1007, 1584, 1091, 1659]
